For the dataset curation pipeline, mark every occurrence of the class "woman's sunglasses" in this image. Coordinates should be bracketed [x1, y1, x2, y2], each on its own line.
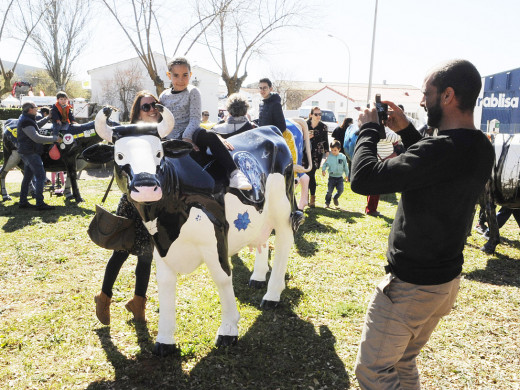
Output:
[141, 102, 157, 112]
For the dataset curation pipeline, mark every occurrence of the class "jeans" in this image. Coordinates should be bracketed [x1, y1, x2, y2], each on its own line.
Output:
[325, 176, 344, 204]
[20, 153, 46, 206]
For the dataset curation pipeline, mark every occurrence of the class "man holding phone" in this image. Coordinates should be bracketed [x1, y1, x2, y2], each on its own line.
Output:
[350, 60, 494, 389]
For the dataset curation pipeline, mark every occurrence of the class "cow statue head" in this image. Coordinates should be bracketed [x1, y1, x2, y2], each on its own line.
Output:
[82, 105, 192, 203]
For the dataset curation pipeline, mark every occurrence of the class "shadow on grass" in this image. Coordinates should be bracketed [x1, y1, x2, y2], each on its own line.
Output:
[0, 202, 94, 232]
[88, 322, 188, 389]
[379, 192, 398, 206]
[294, 207, 365, 257]
[464, 255, 520, 287]
[187, 255, 350, 389]
[87, 254, 351, 389]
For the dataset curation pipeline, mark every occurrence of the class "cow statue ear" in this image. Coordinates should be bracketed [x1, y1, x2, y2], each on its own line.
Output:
[81, 144, 115, 164]
[162, 139, 193, 158]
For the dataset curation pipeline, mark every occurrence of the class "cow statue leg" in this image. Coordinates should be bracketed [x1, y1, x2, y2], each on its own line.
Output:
[249, 244, 269, 289]
[261, 222, 293, 308]
[63, 160, 88, 200]
[205, 258, 240, 347]
[260, 174, 295, 308]
[153, 258, 179, 357]
[64, 161, 84, 202]
[0, 151, 21, 201]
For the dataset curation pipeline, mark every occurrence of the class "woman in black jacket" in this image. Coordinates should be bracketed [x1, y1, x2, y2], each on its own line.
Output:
[304, 106, 329, 207]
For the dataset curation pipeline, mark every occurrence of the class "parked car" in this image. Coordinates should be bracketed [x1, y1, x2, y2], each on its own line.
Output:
[298, 106, 338, 133]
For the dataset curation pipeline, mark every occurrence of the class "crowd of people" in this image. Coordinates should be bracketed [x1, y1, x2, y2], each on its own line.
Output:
[11, 56, 514, 389]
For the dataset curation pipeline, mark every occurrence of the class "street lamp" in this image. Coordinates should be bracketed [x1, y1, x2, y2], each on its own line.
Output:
[328, 34, 351, 117]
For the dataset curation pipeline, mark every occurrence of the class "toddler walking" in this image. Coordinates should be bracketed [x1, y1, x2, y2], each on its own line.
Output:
[322, 140, 349, 208]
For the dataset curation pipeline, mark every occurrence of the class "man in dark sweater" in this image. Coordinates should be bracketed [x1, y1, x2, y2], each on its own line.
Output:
[350, 60, 494, 389]
[257, 78, 286, 132]
[18, 101, 62, 210]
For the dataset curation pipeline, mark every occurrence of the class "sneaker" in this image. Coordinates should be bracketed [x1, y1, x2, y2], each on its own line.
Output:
[333, 198, 339, 207]
[36, 203, 55, 211]
[18, 202, 36, 209]
[229, 170, 252, 191]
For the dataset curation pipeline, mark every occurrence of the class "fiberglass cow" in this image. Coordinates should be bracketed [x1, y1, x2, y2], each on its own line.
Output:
[479, 133, 520, 253]
[83, 106, 300, 356]
[0, 119, 101, 202]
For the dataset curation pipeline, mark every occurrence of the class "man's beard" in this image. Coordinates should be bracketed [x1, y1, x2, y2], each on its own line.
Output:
[426, 96, 443, 128]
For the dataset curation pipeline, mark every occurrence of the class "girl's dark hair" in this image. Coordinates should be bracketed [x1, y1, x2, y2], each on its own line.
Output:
[129, 91, 160, 124]
[168, 57, 191, 72]
[341, 117, 353, 129]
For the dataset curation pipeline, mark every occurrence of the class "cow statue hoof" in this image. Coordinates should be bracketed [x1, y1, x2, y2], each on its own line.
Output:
[260, 299, 280, 309]
[248, 279, 267, 289]
[480, 241, 497, 255]
[216, 335, 238, 347]
[2, 195, 11, 202]
[75, 196, 84, 203]
[152, 342, 179, 357]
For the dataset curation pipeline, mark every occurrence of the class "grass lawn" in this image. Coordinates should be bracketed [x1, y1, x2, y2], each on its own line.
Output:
[1, 173, 519, 389]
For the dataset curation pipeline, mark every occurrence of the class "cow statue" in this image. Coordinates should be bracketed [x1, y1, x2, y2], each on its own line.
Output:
[479, 133, 520, 253]
[0, 119, 102, 202]
[82, 106, 301, 356]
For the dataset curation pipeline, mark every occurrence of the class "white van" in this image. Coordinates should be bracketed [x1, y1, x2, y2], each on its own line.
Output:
[298, 106, 338, 132]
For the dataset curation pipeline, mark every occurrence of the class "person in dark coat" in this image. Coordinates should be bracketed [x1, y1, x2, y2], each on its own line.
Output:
[257, 77, 286, 132]
[332, 117, 353, 155]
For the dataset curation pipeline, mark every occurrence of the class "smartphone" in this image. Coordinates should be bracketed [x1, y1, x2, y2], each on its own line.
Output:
[375, 94, 388, 122]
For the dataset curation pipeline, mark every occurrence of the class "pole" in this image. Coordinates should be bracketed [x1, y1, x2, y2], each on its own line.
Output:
[367, 0, 379, 107]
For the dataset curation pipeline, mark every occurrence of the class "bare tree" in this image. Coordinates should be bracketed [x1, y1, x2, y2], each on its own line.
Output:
[99, 0, 219, 96]
[0, 0, 46, 97]
[28, 0, 91, 92]
[101, 65, 144, 121]
[199, 0, 306, 96]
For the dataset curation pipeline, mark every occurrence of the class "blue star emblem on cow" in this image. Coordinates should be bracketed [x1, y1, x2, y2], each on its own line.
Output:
[234, 212, 251, 231]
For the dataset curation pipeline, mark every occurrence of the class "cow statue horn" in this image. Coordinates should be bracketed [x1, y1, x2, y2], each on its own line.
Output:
[95, 107, 114, 142]
[155, 104, 175, 138]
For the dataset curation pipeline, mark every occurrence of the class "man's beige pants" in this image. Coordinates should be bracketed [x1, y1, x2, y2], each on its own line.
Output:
[355, 273, 461, 390]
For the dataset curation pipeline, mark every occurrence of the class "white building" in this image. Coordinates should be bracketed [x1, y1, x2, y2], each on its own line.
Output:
[87, 53, 220, 121]
[301, 83, 425, 126]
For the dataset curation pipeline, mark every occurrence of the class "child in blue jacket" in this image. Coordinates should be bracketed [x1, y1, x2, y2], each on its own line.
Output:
[322, 140, 349, 208]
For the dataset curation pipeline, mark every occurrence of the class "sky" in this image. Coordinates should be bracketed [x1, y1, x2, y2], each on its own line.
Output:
[2, 0, 520, 91]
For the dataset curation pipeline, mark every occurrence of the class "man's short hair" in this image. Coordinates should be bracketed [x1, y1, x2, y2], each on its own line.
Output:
[22, 101, 36, 113]
[259, 78, 272, 88]
[40, 107, 50, 116]
[226, 93, 249, 117]
[56, 91, 68, 99]
[429, 59, 481, 112]
[330, 140, 342, 149]
[168, 57, 191, 72]
[202, 110, 209, 116]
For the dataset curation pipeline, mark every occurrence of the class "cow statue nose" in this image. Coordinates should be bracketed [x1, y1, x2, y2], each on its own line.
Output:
[129, 172, 163, 202]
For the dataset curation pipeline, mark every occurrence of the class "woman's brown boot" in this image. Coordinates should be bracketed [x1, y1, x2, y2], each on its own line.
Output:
[94, 291, 111, 325]
[309, 195, 316, 208]
[125, 295, 147, 322]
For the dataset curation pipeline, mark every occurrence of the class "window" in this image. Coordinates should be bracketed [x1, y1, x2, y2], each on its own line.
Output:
[327, 101, 335, 111]
[311, 100, 319, 106]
